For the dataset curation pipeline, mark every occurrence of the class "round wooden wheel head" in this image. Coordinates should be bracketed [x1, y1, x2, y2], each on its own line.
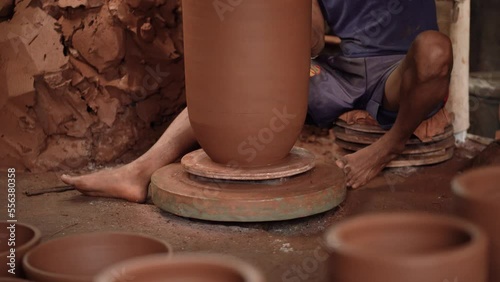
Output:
[181, 147, 316, 181]
[150, 163, 346, 222]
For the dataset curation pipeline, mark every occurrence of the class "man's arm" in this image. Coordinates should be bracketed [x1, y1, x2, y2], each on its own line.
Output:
[311, 0, 325, 57]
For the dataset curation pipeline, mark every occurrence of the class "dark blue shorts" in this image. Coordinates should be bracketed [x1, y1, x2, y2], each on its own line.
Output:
[307, 54, 415, 129]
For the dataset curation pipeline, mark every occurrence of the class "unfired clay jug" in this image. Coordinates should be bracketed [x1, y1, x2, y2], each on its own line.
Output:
[0, 222, 41, 278]
[324, 213, 488, 282]
[452, 166, 500, 282]
[94, 253, 265, 282]
[183, 0, 311, 167]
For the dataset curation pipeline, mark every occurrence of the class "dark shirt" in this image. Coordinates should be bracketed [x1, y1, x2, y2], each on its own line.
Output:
[319, 0, 439, 57]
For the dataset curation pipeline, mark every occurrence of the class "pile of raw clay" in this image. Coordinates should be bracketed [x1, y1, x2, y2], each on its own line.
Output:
[0, 0, 185, 171]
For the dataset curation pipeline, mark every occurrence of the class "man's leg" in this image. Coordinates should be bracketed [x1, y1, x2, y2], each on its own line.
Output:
[336, 31, 454, 188]
[60, 108, 197, 202]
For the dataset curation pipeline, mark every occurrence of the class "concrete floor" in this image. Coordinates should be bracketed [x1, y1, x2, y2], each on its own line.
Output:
[1, 129, 497, 282]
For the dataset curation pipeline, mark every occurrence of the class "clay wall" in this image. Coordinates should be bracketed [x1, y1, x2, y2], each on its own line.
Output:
[0, 0, 185, 171]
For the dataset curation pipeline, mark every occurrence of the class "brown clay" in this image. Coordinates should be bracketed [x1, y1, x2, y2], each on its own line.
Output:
[452, 166, 500, 282]
[183, 0, 311, 167]
[0, 278, 32, 282]
[324, 213, 489, 282]
[0, 0, 185, 172]
[22, 232, 172, 282]
[94, 254, 266, 282]
[0, 222, 41, 278]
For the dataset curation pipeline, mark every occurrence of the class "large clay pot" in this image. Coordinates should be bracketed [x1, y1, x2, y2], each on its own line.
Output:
[324, 213, 488, 282]
[94, 253, 265, 282]
[22, 232, 172, 282]
[452, 166, 500, 282]
[0, 222, 41, 278]
[183, 0, 311, 167]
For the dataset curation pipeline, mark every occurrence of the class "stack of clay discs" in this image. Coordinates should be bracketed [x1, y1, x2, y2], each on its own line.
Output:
[333, 120, 455, 168]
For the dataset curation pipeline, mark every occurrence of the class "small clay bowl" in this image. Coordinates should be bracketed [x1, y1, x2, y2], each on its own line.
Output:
[94, 253, 266, 282]
[0, 222, 41, 278]
[23, 232, 172, 282]
[324, 213, 489, 282]
[452, 166, 500, 282]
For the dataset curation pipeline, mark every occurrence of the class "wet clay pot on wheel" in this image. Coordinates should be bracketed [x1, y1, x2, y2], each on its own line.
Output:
[324, 213, 489, 282]
[94, 254, 266, 282]
[0, 222, 41, 278]
[452, 166, 500, 282]
[22, 232, 172, 282]
[183, 0, 311, 167]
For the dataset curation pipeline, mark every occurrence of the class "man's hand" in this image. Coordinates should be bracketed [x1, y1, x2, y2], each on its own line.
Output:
[311, 0, 325, 57]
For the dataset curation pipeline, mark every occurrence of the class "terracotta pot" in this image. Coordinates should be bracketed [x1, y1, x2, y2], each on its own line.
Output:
[0, 222, 41, 278]
[183, 0, 311, 167]
[22, 232, 172, 282]
[452, 166, 500, 282]
[324, 213, 488, 282]
[94, 253, 266, 282]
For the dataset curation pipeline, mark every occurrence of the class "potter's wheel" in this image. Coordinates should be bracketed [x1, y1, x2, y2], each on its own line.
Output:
[150, 147, 346, 222]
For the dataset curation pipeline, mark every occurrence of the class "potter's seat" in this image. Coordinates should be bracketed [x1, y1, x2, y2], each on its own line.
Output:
[334, 110, 456, 167]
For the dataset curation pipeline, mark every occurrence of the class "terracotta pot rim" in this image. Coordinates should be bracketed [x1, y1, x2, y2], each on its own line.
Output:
[324, 212, 487, 264]
[22, 231, 173, 282]
[94, 253, 266, 282]
[451, 166, 500, 201]
[0, 221, 41, 257]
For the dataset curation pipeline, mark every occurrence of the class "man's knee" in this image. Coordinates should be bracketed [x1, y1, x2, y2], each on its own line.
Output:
[411, 30, 453, 82]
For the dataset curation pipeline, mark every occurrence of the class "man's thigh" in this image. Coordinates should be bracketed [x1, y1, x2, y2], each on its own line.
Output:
[384, 57, 407, 112]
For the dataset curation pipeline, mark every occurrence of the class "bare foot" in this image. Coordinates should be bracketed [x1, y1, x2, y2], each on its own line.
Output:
[60, 164, 150, 203]
[336, 138, 403, 189]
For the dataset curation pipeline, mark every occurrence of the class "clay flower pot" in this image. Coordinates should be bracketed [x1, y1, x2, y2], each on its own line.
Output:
[94, 253, 265, 282]
[452, 166, 500, 282]
[0, 222, 41, 278]
[22, 232, 172, 282]
[183, 0, 311, 167]
[324, 213, 489, 282]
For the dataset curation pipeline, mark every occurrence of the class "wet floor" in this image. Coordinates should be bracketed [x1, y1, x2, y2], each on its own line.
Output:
[1, 129, 496, 282]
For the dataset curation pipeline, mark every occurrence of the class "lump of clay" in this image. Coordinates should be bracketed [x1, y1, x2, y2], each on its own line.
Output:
[72, 6, 125, 73]
[0, 0, 185, 172]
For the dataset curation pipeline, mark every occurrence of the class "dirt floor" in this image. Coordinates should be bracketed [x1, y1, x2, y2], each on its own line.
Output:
[1, 127, 498, 282]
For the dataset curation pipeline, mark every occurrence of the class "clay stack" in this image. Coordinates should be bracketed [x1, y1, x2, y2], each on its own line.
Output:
[334, 110, 455, 167]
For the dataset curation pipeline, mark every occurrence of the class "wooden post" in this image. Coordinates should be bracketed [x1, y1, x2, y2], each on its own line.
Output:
[446, 0, 471, 142]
